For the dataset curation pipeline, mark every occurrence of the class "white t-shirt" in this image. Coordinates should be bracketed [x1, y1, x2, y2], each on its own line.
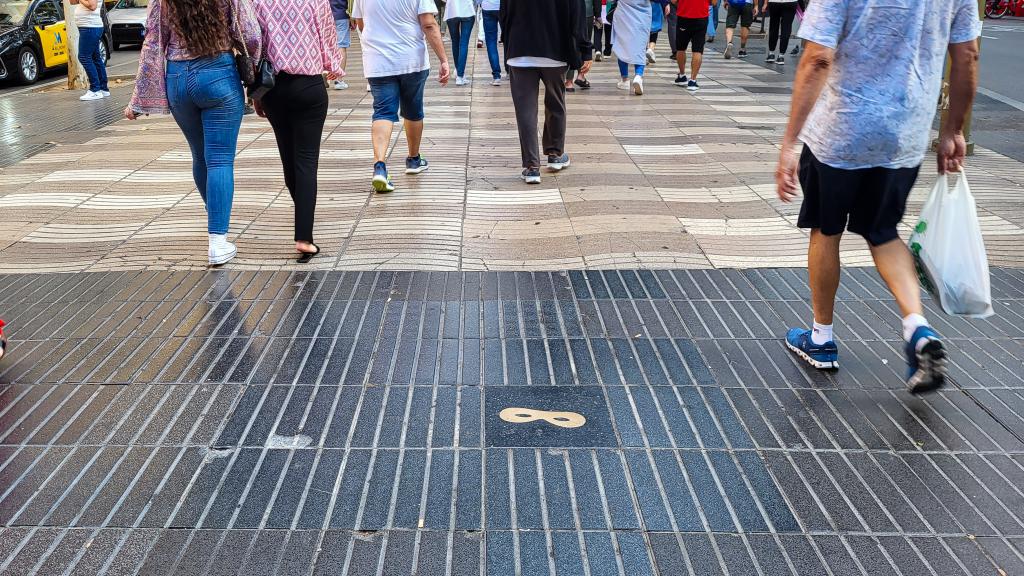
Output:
[75, 2, 103, 28]
[798, 0, 981, 169]
[481, 0, 500, 10]
[507, 57, 567, 68]
[445, 0, 476, 19]
[353, 0, 438, 78]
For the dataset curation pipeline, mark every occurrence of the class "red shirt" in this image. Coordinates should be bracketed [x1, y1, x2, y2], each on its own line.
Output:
[677, 0, 710, 18]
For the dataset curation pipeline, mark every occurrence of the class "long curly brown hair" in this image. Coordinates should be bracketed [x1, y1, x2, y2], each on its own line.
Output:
[164, 0, 232, 58]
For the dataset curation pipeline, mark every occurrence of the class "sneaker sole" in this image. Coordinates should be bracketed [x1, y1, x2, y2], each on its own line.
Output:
[724, 47, 733, 59]
[372, 176, 395, 193]
[405, 166, 429, 175]
[632, 83, 643, 96]
[687, 86, 699, 92]
[547, 160, 571, 172]
[786, 340, 839, 370]
[521, 175, 541, 184]
[907, 339, 947, 394]
[209, 247, 237, 266]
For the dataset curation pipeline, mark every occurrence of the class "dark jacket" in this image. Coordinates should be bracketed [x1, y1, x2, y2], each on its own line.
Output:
[329, 0, 349, 20]
[500, 0, 594, 69]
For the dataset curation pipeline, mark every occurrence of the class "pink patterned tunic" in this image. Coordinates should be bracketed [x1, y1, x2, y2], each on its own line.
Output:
[253, 0, 344, 77]
[129, 0, 263, 115]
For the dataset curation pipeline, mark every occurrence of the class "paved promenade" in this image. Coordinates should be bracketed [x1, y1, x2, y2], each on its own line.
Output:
[1, 40, 1024, 576]
[1, 43, 1022, 273]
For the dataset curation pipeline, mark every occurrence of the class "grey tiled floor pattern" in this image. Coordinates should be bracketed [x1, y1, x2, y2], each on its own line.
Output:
[1, 268, 1024, 575]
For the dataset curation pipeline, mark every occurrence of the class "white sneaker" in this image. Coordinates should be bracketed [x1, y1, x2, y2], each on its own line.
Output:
[616, 80, 630, 90]
[208, 234, 237, 266]
[79, 91, 103, 101]
[632, 75, 644, 96]
[456, 76, 466, 86]
[100, 90, 111, 98]
[646, 49, 656, 64]
[333, 80, 349, 90]
[491, 77, 501, 86]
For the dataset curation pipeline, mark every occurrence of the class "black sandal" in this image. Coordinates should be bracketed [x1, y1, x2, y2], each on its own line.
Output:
[574, 78, 591, 90]
[297, 243, 320, 264]
[565, 85, 576, 93]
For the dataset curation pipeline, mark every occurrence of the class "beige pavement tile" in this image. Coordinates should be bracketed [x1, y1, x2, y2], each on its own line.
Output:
[1, 39, 1023, 273]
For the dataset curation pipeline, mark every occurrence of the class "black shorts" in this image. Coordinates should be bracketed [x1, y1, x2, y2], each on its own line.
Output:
[797, 147, 921, 246]
[676, 17, 708, 54]
[725, 4, 753, 28]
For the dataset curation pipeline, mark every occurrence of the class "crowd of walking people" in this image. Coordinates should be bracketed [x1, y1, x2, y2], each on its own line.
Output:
[86, 0, 983, 394]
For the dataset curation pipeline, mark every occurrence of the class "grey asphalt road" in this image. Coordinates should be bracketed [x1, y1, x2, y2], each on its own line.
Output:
[714, 16, 1024, 162]
[0, 48, 140, 98]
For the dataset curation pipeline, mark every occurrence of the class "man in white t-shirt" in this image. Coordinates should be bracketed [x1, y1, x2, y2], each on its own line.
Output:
[353, 0, 451, 193]
[775, 0, 981, 393]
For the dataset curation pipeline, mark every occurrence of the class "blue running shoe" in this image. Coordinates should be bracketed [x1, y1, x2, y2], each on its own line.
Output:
[906, 326, 947, 393]
[405, 156, 429, 174]
[786, 328, 839, 370]
[546, 153, 571, 171]
[372, 161, 394, 193]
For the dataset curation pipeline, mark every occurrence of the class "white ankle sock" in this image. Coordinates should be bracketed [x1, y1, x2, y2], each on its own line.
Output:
[902, 313, 929, 342]
[811, 322, 833, 345]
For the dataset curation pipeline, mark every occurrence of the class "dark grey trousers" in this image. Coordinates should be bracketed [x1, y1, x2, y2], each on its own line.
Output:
[509, 65, 568, 169]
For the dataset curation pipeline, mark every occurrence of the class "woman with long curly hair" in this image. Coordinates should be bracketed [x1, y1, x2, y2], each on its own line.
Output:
[125, 0, 262, 266]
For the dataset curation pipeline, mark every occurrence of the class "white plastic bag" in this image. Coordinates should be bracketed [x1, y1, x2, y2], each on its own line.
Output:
[909, 172, 994, 318]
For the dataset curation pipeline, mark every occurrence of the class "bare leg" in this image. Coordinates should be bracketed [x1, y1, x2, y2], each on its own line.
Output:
[870, 238, 923, 317]
[371, 120, 393, 163]
[740, 26, 749, 49]
[808, 229, 842, 325]
[405, 119, 424, 158]
[690, 51, 703, 79]
[339, 47, 348, 73]
[725, 26, 734, 44]
[677, 50, 688, 74]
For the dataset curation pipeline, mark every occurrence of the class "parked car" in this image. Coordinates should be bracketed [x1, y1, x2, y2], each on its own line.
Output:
[0, 0, 112, 85]
[108, 0, 145, 50]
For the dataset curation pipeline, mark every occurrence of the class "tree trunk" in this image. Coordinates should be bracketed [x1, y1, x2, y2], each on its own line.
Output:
[63, 1, 88, 90]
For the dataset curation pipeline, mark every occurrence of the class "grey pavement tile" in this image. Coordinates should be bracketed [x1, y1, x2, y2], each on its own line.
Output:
[1, 263, 1024, 575]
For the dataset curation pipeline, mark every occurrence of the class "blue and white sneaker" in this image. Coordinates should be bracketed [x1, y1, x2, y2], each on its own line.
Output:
[405, 156, 429, 174]
[906, 326, 947, 393]
[372, 161, 394, 193]
[547, 153, 571, 171]
[786, 328, 839, 370]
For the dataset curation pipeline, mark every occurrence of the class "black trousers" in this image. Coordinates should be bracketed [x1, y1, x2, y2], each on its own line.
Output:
[509, 66, 567, 169]
[261, 72, 329, 243]
[768, 2, 797, 53]
[593, 22, 612, 55]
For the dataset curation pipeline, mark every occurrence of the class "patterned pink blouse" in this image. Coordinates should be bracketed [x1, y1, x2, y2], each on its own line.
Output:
[254, 0, 344, 77]
[129, 0, 262, 115]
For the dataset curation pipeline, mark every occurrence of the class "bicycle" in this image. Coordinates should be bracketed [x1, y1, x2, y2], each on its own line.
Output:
[985, 0, 1020, 19]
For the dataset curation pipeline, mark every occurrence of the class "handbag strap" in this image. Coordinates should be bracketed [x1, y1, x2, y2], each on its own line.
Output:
[230, 0, 249, 60]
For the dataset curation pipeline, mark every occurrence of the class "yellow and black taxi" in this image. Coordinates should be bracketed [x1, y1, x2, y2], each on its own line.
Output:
[0, 0, 112, 85]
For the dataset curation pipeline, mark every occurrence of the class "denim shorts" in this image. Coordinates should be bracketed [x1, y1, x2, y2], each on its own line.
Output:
[335, 19, 351, 48]
[368, 69, 429, 122]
